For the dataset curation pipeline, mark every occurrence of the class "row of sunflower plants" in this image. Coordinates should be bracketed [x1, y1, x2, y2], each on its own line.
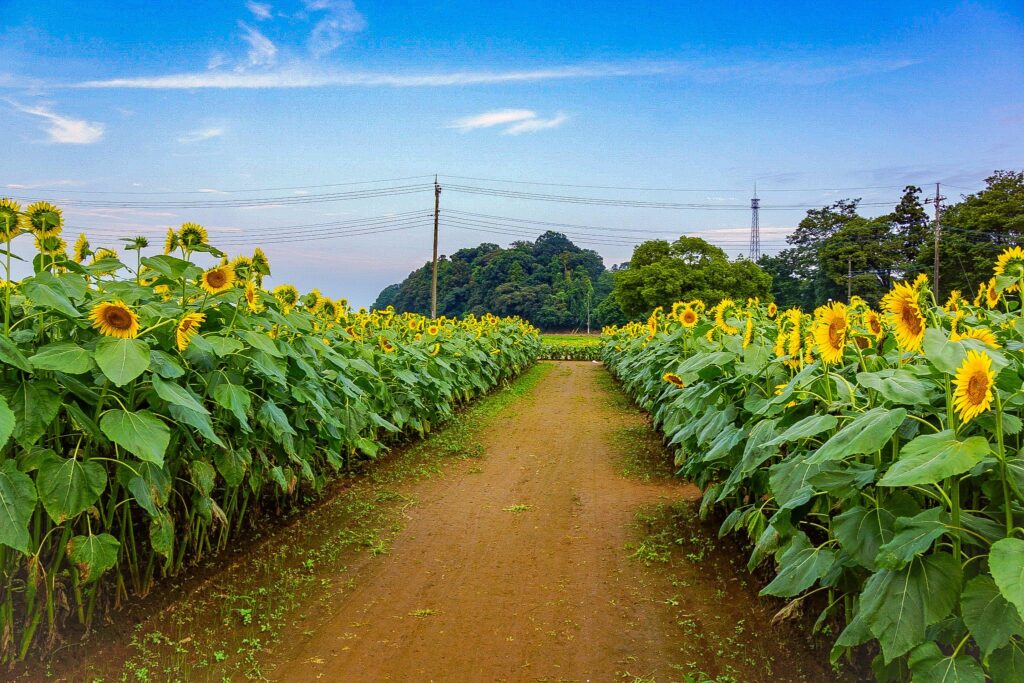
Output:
[0, 198, 540, 661]
[539, 336, 602, 361]
[601, 251, 1024, 682]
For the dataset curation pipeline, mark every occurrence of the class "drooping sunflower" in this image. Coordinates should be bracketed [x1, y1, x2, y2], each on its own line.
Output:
[944, 290, 962, 314]
[176, 312, 206, 351]
[767, 302, 778, 318]
[72, 233, 90, 263]
[951, 326, 1001, 349]
[345, 325, 362, 341]
[178, 222, 208, 249]
[251, 247, 271, 276]
[864, 309, 884, 341]
[163, 227, 179, 255]
[882, 282, 926, 353]
[742, 315, 754, 348]
[21, 201, 63, 237]
[912, 273, 929, 291]
[199, 265, 235, 294]
[378, 336, 395, 353]
[647, 313, 658, 338]
[272, 284, 299, 312]
[714, 299, 739, 335]
[994, 246, 1024, 292]
[93, 247, 118, 261]
[320, 297, 339, 321]
[90, 300, 140, 339]
[679, 306, 699, 328]
[34, 233, 67, 257]
[306, 288, 325, 313]
[986, 278, 1000, 309]
[230, 255, 253, 283]
[663, 372, 685, 388]
[429, 342, 441, 357]
[244, 281, 264, 312]
[0, 198, 21, 241]
[952, 349, 995, 423]
[813, 302, 848, 365]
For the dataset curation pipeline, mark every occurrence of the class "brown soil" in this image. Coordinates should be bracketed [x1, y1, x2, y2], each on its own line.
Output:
[40, 361, 840, 682]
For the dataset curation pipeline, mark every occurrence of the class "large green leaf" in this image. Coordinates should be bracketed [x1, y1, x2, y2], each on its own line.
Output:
[808, 407, 907, 464]
[991, 538, 1024, 622]
[856, 368, 933, 405]
[149, 510, 174, 560]
[66, 533, 120, 583]
[140, 254, 192, 279]
[0, 394, 14, 449]
[20, 273, 80, 317]
[8, 380, 61, 448]
[168, 404, 225, 447]
[237, 330, 282, 358]
[148, 349, 185, 378]
[879, 431, 989, 487]
[0, 334, 33, 372]
[909, 646, 984, 683]
[761, 532, 837, 597]
[875, 507, 948, 569]
[0, 460, 37, 553]
[214, 449, 251, 488]
[859, 552, 961, 663]
[990, 639, 1024, 683]
[28, 341, 94, 374]
[763, 413, 837, 447]
[94, 337, 151, 386]
[150, 374, 207, 414]
[100, 409, 169, 466]
[212, 383, 251, 431]
[36, 453, 107, 523]
[961, 574, 1024, 657]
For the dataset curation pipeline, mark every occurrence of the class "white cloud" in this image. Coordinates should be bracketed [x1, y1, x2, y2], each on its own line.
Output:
[74, 62, 672, 89]
[305, 0, 367, 57]
[238, 22, 278, 67]
[246, 1, 273, 20]
[9, 102, 104, 144]
[177, 126, 226, 143]
[450, 109, 537, 130]
[504, 112, 569, 135]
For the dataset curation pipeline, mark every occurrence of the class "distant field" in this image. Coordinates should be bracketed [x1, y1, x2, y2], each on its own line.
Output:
[541, 334, 601, 346]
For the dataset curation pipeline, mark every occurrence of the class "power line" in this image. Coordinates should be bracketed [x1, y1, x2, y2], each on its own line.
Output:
[5, 175, 436, 195]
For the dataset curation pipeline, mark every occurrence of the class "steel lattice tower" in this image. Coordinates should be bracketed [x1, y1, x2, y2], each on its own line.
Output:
[748, 189, 760, 261]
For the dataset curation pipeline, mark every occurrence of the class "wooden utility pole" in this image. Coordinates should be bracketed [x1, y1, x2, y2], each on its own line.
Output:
[925, 182, 945, 294]
[847, 258, 852, 302]
[431, 177, 441, 319]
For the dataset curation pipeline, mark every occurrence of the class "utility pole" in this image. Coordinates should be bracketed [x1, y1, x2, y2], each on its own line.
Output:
[748, 184, 760, 261]
[925, 182, 945, 294]
[586, 288, 591, 335]
[431, 176, 441, 319]
[847, 258, 852, 302]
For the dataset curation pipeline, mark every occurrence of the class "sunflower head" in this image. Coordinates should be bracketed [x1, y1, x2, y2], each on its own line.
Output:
[951, 325, 1000, 349]
[427, 324, 440, 336]
[714, 299, 739, 335]
[813, 302, 848, 365]
[271, 284, 299, 312]
[175, 312, 206, 351]
[34, 233, 67, 257]
[71, 233, 91, 263]
[767, 302, 778, 318]
[199, 265, 235, 295]
[864, 309, 884, 340]
[429, 342, 440, 357]
[986, 277, 1001, 309]
[22, 201, 63, 237]
[305, 289, 324, 313]
[663, 372, 685, 388]
[162, 227, 179, 255]
[320, 297, 339, 321]
[90, 301, 140, 339]
[178, 222, 208, 249]
[994, 246, 1024, 292]
[93, 247, 118, 261]
[251, 248, 271, 276]
[244, 281, 264, 312]
[882, 282, 926, 353]
[231, 255, 253, 283]
[679, 306, 699, 328]
[952, 349, 995, 424]
[378, 336, 395, 353]
[0, 198, 22, 241]
[742, 315, 754, 348]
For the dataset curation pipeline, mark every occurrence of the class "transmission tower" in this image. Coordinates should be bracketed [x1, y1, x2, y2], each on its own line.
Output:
[748, 186, 760, 261]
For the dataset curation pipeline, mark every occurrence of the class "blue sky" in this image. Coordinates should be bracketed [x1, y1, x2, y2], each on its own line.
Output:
[1, 1, 1022, 305]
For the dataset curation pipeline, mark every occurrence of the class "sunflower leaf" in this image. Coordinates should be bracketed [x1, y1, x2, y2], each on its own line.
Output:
[94, 337, 151, 386]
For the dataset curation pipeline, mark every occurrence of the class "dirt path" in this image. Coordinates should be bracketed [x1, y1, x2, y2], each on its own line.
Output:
[261, 362, 833, 682]
[48, 361, 836, 682]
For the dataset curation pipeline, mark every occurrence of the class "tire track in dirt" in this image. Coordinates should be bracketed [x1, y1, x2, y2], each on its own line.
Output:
[263, 362, 833, 682]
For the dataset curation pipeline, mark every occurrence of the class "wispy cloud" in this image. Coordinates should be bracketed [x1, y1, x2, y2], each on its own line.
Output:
[504, 112, 569, 135]
[305, 0, 367, 58]
[246, 1, 273, 20]
[177, 126, 226, 143]
[451, 109, 568, 135]
[66, 56, 916, 91]
[239, 22, 278, 67]
[450, 109, 536, 130]
[9, 101, 104, 144]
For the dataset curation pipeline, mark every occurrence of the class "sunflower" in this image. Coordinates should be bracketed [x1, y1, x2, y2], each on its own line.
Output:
[0, 198, 21, 241]
[178, 222, 208, 248]
[429, 342, 441, 357]
[882, 282, 926, 353]
[767, 302, 778, 318]
[378, 336, 395, 353]
[679, 306, 699, 328]
[244, 281, 264, 312]
[986, 278, 1000, 309]
[951, 326, 1000, 349]
[742, 315, 754, 348]
[944, 290, 962, 313]
[306, 289, 325, 313]
[813, 302, 848, 365]
[912, 273, 929, 290]
[162, 227, 178, 255]
[71, 233, 90, 263]
[973, 281, 986, 307]
[90, 301, 140, 339]
[345, 325, 362, 341]
[34, 233, 67, 257]
[230, 255, 253, 283]
[93, 247, 118, 262]
[320, 298, 339, 321]
[272, 284, 299, 312]
[994, 246, 1024, 292]
[864, 309, 884, 341]
[427, 324, 440, 336]
[251, 247, 271, 276]
[663, 372, 685, 388]
[952, 350, 995, 423]
[714, 300, 739, 335]
[199, 265, 235, 294]
[21, 201, 63, 237]
[175, 312, 206, 351]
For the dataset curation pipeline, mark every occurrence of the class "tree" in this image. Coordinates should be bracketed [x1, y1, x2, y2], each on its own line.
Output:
[613, 236, 772, 317]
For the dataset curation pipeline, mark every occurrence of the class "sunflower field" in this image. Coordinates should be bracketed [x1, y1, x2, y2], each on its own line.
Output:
[0, 198, 540, 661]
[602, 250, 1024, 682]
